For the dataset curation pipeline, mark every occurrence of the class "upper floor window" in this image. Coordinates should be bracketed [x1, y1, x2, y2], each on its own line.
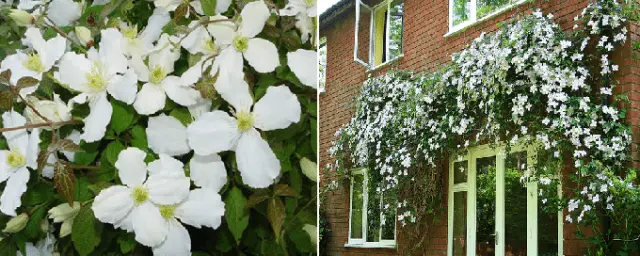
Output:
[449, 0, 524, 33]
[347, 168, 396, 248]
[319, 37, 327, 93]
[354, 0, 404, 69]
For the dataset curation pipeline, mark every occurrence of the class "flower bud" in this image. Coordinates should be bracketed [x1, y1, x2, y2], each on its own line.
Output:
[3, 213, 29, 233]
[59, 220, 72, 237]
[9, 10, 34, 27]
[74, 26, 93, 47]
[302, 224, 317, 246]
[24, 94, 72, 129]
[300, 157, 317, 182]
[48, 202, 81, 223]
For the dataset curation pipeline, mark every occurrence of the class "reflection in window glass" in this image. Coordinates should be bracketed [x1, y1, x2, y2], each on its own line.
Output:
[476, 156, 496, 256]
[452, 0, 471, 26]
[350, 175, 364, 239]
[477, 0, 512, 18]
[453, 191, 467, 256]
[505, 152, 528, 255]
[454, 161, 468, 184]
[381, 194, 396, 240]
[538, 184, 559, 255]
[367, 186, 381, 242]
[387, 1, 404, 61]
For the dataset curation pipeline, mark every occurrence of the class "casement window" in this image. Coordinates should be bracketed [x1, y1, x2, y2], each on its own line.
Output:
[448, 145, 563, 256]
[347, 168, 396, 248]
[319, 37, 327, 93]
[448, 0, 525, 34]
[354, 0, 404, 69]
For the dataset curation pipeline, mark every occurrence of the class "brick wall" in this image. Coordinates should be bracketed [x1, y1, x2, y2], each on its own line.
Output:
[319, 0, 640, 255]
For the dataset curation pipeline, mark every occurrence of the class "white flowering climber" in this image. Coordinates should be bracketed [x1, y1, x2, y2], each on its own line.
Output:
[187, 76, 301, 188]
[279, 0, 317, 43]
[91, 148, 191, 247]
[119, 9, 170, 58]
[287, 49, 318, 89]
[0, 27, 66, 97]
[56, 28, 138, 142]
[0, 111, 41, 216]
[154, 0, 231, 15]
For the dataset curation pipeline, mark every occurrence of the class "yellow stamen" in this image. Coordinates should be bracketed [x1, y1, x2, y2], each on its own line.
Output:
[86, 61, 107, 91]
[203, 39, 217, 53]
[131, 186, 149, 205]
[236, 111, 254, 132]
[233, 36, 249, 52]
[159, 205, 177, 219]
[6, 151, 26, 169]
[23, 53, 44, 73]
[149, 65, 167, 84]
[122, 25, 138, 40]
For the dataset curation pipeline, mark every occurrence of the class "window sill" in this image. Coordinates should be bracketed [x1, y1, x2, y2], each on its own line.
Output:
[366, 55, 404, 73]
[344, 243, 396, 249]
[444, 0, 527, 38]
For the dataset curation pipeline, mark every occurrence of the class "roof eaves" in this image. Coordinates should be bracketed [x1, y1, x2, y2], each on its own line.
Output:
[319, 0, 352, 30]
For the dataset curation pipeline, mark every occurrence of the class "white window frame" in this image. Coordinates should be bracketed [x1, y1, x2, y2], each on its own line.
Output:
[319, 37, 327, 94]
[346, 168, 397, 248]
[447, 144, 563, 256]
[353, 0, 404, 70]
[447, 0, 526, 36]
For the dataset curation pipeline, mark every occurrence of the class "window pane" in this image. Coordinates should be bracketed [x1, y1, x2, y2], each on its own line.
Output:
[538, 183, 559, 255]
[350, 175, 364, 239]
[454, 160, 468, 184]
[477, 0, 512, 18]
[381, 193, 396, 240]
[476, 156, 496, 256]
[452, 0, 471, 26]
[505, 152, 528, 255]
[387, 1, 403, 61]
[366, 185, 381, 242]
[453, 191, 467, 256]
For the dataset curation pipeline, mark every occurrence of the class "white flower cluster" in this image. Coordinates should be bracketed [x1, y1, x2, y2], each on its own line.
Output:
[330, 1, 633, 225]
[0, 0, 317, 254]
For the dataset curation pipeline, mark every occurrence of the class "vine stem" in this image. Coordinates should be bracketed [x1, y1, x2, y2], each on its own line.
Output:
[43, 17, 88, 53]
[0, 120, 77, 132]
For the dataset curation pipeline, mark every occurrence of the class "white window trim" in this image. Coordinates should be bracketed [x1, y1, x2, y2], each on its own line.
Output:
[353, 0, 404, 70]
[346, 168, 397, 248]
[447, 144, 563, 256]
[445, 0, 527, 37]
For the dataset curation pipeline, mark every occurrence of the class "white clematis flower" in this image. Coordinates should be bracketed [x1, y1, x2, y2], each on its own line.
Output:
[146, 114, 228, 192]
[56, 28, 138, 143]
[119, 9, 170, 58]
[287, 49, 317, 89]
[0, 27, 65, 96]
[46, 0, 81, 27]
[187, 79, 301, 188]
[91, 148, 191, 247]
[280, 0, 317, 18]
[208, 0, 280, 75]
[154, 0, 231, 15]
[0, 111, 41, 216]
[23, 93, 72, 127]
[179, 17, 227, 85]
[131, 34, 202, 115]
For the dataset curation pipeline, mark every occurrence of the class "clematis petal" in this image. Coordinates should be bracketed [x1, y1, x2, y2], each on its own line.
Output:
[175, 188, 225, 229]
[0, 167, 29, 216]
[41, 154, 56, 179]
[153, 0, 181, 12]
[42, 34, 67, 71]
[91, 185, 134, 224]
[2, 110, 29, 153]
[216, 0, 232, 13]
[152, 219, 191, 256]
[107, 68, 138, 105]
[131, 202, 169, 247]
[244, 38, 280, 73]
[62, 130, 81, 161]
[287, 49, 318, 88]
[163, 76, 201, 107]
[114, 211, 133, 232]
[239, 0, 270, 38]
[133, 83, 166, 115]
[252, 85, 301, 131]
[181, 59, 206, 85]
[146, 173, 190, 205]
[215, 47, 244, 77]
[129, 55, 150, 82]
[213, 71, 253, 113]
[81, 92, 112, 143]
[99, 28, 128, 75]
[0, 151, 12, 183]
[189, 153, 227, 191]
[139, 9, 170, 46]
[24, 28, 47, 55]
[188, 99, 212, 120]
[0, 53, 41, 86]
[149, 45, 179, 75]
[26, 128, 40, 169]
[206, 16, 237, 46]
[235, 129, 280, 188]
[180, 22, 208, 55]
[147, 114, 190, 156]
[186, 111, 241, 155]
[56, 52, 92, 92]
[115, 147, 148, 187]
[147, 154, 185, 176]
[46, 0, 81, 27]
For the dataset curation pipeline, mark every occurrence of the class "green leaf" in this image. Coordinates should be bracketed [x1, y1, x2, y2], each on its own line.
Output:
[225, 186, 249, 244]
[267, 197, 286, 243]
[0, 238, 17, 256]
[24, 182, 53, 206]
[246, 190, 270, 208]
[110, 101, 134, 134]
[117, 234, 136, 254]
[104, 140, 125, 166]
[24, 206, 45, 239]
[72, 207, 102, 256]
[0, 70, 10, 85]
[274, 184, 297, 197]
[170, 107, 193, 126]
[0, 91, 13, 111]
[54, 161, 77, 205]
[201, 0, 217, 16]
[288, 226, 314, 253]
[129, 125, 148, 150]
[15, 77, 39, 90]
